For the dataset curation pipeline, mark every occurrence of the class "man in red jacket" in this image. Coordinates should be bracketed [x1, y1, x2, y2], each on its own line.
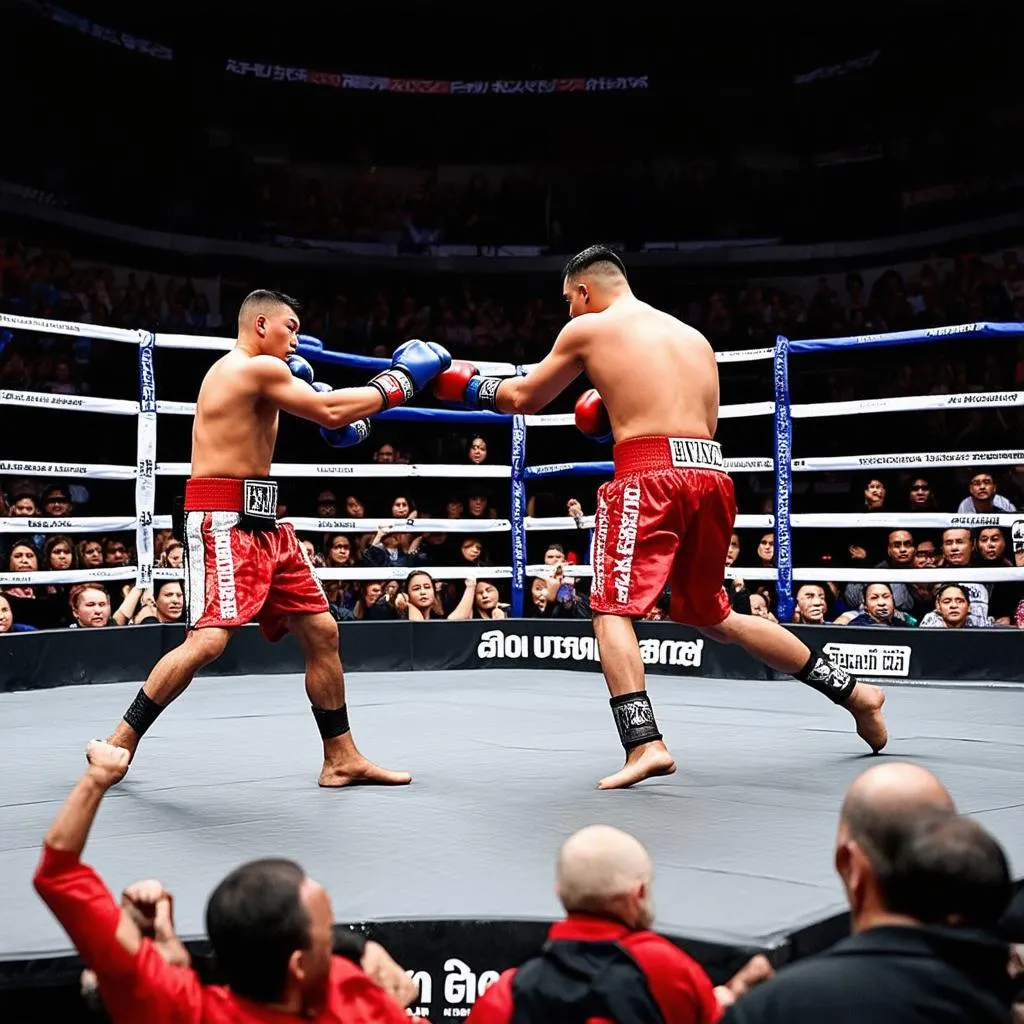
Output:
[468, 824, 772, 1024]
[34, 740, 414, 1023]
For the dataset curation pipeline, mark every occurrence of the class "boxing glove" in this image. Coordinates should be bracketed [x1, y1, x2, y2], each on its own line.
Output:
[575, 389, 612, 443]
[434, 360, 504, 412]
[369, 340, 452, 409]
[287, 354, 315, 385]
[312, 381, 333, 394]
[321, 419, 372, 448]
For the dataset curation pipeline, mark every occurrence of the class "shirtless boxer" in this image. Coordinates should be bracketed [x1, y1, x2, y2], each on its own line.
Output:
[435, 246, 887, 789]
[106, 289, 450, 786]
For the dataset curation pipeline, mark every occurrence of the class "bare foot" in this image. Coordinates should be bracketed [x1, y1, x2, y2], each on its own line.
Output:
[319, 756, 412, 788]
[597, 741, 677, 790]
[845, 683, 888, 753]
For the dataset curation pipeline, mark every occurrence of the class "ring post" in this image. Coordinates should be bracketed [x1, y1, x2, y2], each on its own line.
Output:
[510, 367, 528, 617]
[135, 331, 158, 590]
[773, 334, 795, 623]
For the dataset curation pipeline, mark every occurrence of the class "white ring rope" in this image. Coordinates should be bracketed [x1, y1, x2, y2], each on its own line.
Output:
[4, 313, 1024, 601]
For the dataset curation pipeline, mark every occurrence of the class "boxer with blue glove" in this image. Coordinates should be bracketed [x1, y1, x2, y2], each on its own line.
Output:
[106, 288, 435, 792]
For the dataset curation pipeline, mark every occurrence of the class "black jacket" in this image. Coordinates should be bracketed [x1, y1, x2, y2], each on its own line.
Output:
[722, 925, 1012, 1024]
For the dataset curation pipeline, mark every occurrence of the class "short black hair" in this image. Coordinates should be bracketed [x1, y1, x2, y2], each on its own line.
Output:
[562, 244, 627, 282]
[883, 815, 1011, 928]
[936, 583, 970, 603]
[238, 289, 300, 330]
[205, 859, 310, 1003]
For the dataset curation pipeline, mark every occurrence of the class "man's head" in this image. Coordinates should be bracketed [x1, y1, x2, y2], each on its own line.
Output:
[968, 471, 998, 507]
[206, 859, 333, 1016]
[885, 815, 1011, 930]
[237, 290, 300, 360]
[556, 825, 654, 930]
[886, 530, 915, 566]
[941, 528, 973, 566]
[561, 245, 629, 318]
[795, 583, 828, 624]
[862, 583, 894, 623]
[835, 763, 956, 933]
[936, 583, 970, 627]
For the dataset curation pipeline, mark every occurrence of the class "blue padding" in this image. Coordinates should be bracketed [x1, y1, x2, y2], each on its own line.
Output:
[376, 407, 511, 423]
[789, 321, 1024, 354]
[524, 462, 614, 478]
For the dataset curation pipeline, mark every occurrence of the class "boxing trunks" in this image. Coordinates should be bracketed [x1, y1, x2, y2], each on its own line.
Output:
[181, 477, 328, 641]
[590, 436, 736, 627]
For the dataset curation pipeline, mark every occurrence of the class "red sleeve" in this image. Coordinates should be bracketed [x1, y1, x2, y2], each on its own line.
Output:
[329, 956, 417, 1022]
[466, 969, 515, 1024]
[631, 936, 722, 1024]
[33, 844, 203, 1024]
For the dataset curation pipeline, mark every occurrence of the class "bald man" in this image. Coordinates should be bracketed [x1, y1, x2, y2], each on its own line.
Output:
[469, 825, 772, 1023]
[723, 764, 1015, 1024]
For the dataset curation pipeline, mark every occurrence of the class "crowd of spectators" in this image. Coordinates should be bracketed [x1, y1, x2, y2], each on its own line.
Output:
[2, 235, 1024, 635]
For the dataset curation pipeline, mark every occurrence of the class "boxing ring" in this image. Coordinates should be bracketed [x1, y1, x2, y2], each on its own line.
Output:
[2, 313, 1024, 1018]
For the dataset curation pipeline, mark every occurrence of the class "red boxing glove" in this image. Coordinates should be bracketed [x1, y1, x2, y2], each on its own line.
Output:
[434, 360, 481, 404]
[575, 389, 612, 442]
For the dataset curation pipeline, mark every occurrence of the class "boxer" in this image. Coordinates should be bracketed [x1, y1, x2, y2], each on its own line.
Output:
[435, 246, 887, 789]
[107, 289, 450, 786]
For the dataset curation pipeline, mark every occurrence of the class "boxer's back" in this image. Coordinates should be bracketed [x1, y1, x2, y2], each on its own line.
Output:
[191, 350, 280, 478]
[579, 298, 719, 442]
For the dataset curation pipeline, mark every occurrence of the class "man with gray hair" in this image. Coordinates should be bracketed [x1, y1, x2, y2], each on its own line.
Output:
[469, 824, 772, 1023]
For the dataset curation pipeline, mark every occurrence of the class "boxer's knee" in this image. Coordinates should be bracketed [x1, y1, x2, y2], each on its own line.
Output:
[184, 626, 231, 666]
[699, 612, 738, 645]
[291, 611, 339, 657]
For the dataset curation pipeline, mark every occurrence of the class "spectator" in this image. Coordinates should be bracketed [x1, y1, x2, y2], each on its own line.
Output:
[862, 477, 887, 512]
[467, 434, 489, 465]
[905, 477, 938, 512]
[401, 569, 470, 620]
[133, 582, 185, 625]
[844, 531, 916, 613]
[958, 471, 1016, 514]
[722, 763, 1013, 1024]
[40, 483, 74, 517]
[920, 583, 988, 629]
[34, 740, 416, 1024]
[469, 825, 772, 1023]
[939, 528, 990, 621]
[69, 584, 113, 628]
[791, 583, 832, 625]
[0, 592, 36, 633]
[76, 537, 104, 569]
[975, 527, 1024, 625]
[837, 583, 913, 627]
[7, 490, 38, 516]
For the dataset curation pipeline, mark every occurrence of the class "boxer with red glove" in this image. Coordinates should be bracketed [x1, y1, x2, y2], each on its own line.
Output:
[574, 388, 612, 443]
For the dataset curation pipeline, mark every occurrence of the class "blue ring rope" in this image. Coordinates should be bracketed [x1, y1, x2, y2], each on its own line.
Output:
[772, 334, 795, 623]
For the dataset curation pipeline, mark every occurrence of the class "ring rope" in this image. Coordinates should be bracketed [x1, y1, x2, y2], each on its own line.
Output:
[4, 311, 1024, 606]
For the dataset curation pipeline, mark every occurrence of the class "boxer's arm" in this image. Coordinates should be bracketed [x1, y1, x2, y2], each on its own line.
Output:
[252, 356, 383, 428]
[493, 321, 586, 416]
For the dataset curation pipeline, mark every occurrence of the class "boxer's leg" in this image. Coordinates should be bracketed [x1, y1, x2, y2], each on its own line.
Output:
[108, 627, 232, 759]
[286, 611, 411, 787]
[592, 612, 677, 790]
[700, 611, 887, 752]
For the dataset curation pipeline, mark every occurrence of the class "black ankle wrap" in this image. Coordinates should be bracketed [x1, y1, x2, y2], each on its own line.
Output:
[609, 690, 663, 751]
[123, 688, 166, 737]
[797, 649, 856, 705]
[311, 704, 350, 739]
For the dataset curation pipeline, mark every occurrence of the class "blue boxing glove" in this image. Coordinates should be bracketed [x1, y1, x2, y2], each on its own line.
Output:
[287, 354, 315, 386]
[321, 419, 372, 449]
[369, 340, 452, 410]
[312, 381, 332, 394]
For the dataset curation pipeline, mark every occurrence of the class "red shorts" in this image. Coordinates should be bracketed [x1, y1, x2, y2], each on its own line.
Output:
[589, 436, 736, 627]
[182, 478, 328, 642]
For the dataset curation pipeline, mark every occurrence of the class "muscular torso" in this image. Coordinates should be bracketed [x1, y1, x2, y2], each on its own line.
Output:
[190, 351, 279, 478]
[579, 298, 720, 440]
